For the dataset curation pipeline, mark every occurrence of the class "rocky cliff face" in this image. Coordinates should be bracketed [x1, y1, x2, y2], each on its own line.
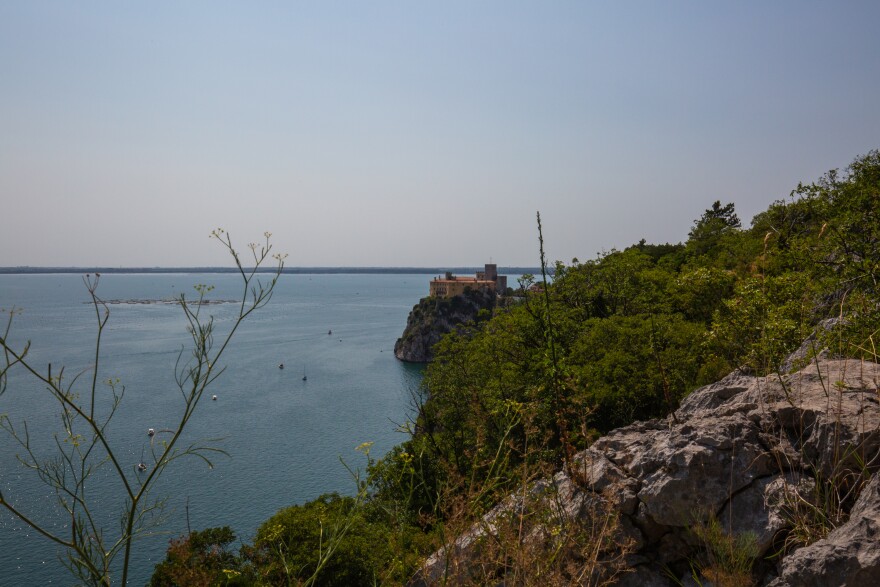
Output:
[412, 357, 880, 586]
[394, 289, 496, 363]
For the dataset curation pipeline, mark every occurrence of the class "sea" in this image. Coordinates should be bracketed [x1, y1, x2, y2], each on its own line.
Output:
[0, 271, 430, 585]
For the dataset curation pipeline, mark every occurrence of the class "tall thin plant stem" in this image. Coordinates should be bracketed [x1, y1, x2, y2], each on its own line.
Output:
[0, 230, 285, 585]
[536, 211, 574, 472]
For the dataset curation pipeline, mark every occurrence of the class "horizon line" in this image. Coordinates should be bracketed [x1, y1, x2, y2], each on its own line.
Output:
[0, 266, 542, 275]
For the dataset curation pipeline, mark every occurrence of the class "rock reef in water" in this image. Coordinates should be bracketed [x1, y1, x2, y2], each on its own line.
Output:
[394, 289, 496, 363]
[96, 298, 236, 305]
[412, 356, 880, 586]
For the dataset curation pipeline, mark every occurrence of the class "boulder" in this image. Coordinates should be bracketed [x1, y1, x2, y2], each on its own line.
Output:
[769, 473, 880, 586]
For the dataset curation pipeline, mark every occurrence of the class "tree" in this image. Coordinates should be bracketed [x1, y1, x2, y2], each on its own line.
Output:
[150, 526, 248, 587]
[795, 149, 880, 297]
[687, 200, 742, 259]
[0, 230, 284, 585]
[690, 200, 741, 235]
[248, 493, 392, 587]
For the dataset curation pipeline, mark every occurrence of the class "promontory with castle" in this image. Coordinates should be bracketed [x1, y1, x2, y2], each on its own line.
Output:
[395, 263, 509, 363]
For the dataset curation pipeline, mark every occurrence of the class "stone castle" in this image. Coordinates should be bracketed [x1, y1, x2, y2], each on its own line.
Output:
[429, 264, 508, 298]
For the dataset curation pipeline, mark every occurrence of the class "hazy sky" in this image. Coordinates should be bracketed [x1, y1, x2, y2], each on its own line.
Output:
[1, 2, 878, 268]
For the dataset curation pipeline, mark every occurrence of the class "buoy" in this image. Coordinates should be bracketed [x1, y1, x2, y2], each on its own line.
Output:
[212, 395, 217, 401]
[147, 428, 155, 437]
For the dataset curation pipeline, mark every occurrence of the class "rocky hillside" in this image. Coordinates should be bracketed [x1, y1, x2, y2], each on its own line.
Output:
[413, 356, 880, 586]
[394, 288, 496, 363]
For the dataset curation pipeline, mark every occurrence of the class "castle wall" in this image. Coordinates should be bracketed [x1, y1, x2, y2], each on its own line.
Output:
[429, 264, 506, 298]
[430, 278, 495, 298]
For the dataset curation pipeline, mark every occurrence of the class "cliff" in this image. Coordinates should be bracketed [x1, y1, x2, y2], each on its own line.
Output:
[394, 288, 496, 363]
[412, 356, 880, 586]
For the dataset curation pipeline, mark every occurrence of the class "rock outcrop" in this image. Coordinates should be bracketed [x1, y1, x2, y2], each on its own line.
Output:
[412, 358, 880, 586]
[394, 289, 496, 363]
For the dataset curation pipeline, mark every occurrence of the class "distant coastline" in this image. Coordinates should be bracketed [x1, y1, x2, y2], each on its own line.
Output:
[0, 266, 542, 275]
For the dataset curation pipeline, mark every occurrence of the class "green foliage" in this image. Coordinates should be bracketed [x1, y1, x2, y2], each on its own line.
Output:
[146, 150, 880, 585]
[594, 248, 658, 315]
[570, 314, 707, 431]
[691, 515, 759, 587]
[794, 150, 880, 295]
[249, 493, 392, 586]
[746, 149, 880, 368]
[379, 150, 880, 545]
[709, 273, 815, 372]
[687, 200, 742, 259]
[150, 527, 250, 587]
[416, 323, 543, 512]
[629, 239, 687, 267]
[670, 266, 736, 323]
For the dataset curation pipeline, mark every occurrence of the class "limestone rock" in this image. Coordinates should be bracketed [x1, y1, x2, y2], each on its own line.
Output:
[411, 358, 880, 586]
[718, 473, 815, 556]
[593, 410, 774, 527]
[769, 473, 880, 586]
[394, 288, 496, 363]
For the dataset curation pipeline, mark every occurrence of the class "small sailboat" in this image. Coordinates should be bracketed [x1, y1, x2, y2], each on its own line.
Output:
[328, 329, 332, 335]
[302, 367, 307, 382]
[137, 446, 148, 472]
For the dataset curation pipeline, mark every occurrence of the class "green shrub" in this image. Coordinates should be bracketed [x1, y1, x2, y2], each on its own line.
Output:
[249, 493, 391, 586]
[150, 527, 250, 587]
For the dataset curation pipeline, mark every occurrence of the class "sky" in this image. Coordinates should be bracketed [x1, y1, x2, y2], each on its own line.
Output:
[1, 2, 878, 268]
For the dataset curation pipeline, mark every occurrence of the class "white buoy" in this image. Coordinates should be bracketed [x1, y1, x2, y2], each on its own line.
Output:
[212, 395, 217, 401]
[147, 428, 155, 437]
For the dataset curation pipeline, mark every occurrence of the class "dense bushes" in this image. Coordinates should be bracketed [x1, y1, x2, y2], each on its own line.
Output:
[367, 149, 880, 582]
[150, 527, 247, 587]
[155, 150, 880, 585]
[248, 494, 391, 586]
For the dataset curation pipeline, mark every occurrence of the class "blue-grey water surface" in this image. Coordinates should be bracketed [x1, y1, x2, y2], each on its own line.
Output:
[0, 273, 425, 585]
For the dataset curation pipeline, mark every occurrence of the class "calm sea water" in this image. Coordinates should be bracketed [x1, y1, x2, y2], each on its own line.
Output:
[0, 272, 426, 585]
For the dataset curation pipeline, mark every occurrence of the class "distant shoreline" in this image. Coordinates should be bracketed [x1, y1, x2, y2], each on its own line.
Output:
[0, 266, 541, 275]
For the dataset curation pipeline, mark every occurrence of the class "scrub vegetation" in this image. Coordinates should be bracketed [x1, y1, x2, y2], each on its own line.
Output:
[4, 149, 880, 585]
[148, 150, 877, 586]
